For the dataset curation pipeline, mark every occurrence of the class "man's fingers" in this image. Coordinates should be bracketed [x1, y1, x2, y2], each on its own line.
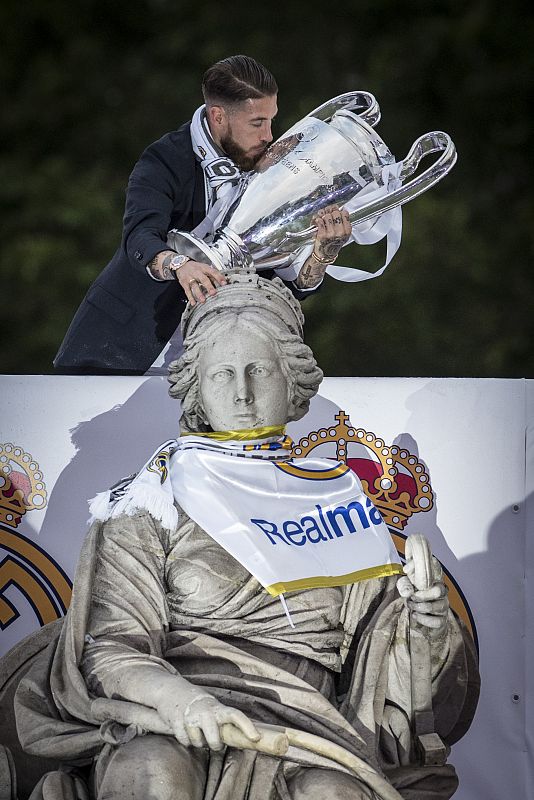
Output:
[182, 282, 197, 306]
[182, 273, 214, 305]
[187, 279, 203, 305]
[178, 261, 226, 305]
[195, 275, 218, 298]
[314, 205, 350, 246]
[314, 215, 327, 236]
[205, 267, 227, 287]
[341, 208, 351, 237]
[322, 213, 335, 233]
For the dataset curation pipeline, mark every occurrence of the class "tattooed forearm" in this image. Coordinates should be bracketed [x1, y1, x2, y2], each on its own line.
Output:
[147, 250, 176, 281]
[315, 237, 347, 261]
[296, 257, 326, 289]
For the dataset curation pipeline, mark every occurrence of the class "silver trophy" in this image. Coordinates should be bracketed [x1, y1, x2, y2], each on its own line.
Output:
[167, 92, 456, 273]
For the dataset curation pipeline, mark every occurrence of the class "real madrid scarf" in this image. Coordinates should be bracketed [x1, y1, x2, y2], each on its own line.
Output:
[89, 429, 402, 605]
[189, 105, 248, 240]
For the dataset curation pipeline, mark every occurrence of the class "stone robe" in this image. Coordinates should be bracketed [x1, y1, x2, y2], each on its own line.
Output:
[13, 507, 479, 799]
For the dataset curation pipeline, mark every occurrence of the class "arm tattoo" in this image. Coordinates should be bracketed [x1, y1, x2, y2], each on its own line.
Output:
[147, 255, 160, 279]
[296, 258, 325, 289]
[160, 252, 174, 281]
[316, 236, 347, 261]
[147, 250, 175, 281]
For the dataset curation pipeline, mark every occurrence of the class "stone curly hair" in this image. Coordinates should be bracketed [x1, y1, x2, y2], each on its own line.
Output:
[168, 307, 323, 433]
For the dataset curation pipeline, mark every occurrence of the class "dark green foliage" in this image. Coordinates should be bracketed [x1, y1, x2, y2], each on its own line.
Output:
[1, 0, 532, 375]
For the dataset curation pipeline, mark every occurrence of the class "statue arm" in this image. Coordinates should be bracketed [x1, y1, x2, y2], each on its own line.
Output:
[381, 536, 479, 766]
[340, 545, 478, 770]
[80, 510, 258, 750]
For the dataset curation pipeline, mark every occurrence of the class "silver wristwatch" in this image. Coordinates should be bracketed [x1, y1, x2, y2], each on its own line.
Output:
[169, 254, 191, 279]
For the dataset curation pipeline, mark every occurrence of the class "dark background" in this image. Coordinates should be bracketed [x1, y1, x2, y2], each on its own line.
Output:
[2, 0, 532, 377]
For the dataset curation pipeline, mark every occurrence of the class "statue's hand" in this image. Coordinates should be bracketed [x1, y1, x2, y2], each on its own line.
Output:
[400, 580, 449, 634]
[157, 692, 260, 751]
[397, 535, 449, 635]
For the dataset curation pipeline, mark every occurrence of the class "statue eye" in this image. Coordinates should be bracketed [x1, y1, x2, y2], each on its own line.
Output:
[211, 368, 233, 382]
[249, 364, 270, 377]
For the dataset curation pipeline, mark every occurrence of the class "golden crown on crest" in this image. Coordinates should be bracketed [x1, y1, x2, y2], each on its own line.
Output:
[290, 412, 433, 530]
[0, 444, 48, 529]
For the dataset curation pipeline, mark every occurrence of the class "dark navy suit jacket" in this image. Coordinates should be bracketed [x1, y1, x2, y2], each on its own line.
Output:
[54, 122, 317, 375]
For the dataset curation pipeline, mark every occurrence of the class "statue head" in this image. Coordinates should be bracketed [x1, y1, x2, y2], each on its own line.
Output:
[168, 272, 323, 433]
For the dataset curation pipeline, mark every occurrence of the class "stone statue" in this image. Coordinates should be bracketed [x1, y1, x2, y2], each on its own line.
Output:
[0, 273, 479, 800]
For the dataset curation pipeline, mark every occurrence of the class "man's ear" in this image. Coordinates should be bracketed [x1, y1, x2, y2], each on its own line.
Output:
[206, 104, 227, 133]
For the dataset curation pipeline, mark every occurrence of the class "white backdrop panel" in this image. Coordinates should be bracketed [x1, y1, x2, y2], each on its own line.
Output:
[0, 376, 531, 800]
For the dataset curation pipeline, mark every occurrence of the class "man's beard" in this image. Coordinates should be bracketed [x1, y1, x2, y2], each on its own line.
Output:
[220, 132, 268, 172]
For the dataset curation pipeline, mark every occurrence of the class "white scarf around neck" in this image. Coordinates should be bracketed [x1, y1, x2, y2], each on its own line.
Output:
[190, 105, 247, 239]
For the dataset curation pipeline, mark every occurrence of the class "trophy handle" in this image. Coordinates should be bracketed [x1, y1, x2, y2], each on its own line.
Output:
[307, 91, 381, 128]
[347, 131, 457, 227]
[282, 131, 456, 244]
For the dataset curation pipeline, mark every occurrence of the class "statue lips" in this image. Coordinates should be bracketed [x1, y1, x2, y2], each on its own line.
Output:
[234, 411, 258, 426]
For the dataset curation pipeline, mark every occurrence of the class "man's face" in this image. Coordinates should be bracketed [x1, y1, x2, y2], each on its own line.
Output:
[210, 95, 277, 171]
[198, 321, 289, 431]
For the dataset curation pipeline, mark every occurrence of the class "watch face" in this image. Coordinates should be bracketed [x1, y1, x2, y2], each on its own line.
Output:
[170, 255, 188, 270]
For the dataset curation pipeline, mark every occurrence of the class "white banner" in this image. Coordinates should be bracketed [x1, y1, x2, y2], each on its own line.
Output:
[89, 435, 402, 597]
[170, 445, 402, 595]
[0, 375, 531, 799]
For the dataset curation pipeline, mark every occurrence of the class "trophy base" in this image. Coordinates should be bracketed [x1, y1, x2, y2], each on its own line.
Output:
[167, 229, 254, 273]
[166, 230, 225, 271]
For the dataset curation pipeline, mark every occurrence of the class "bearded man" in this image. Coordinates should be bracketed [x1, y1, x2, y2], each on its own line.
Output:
[54, 55, 350, 376]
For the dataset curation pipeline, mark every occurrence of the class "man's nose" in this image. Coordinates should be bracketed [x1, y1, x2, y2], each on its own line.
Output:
[261, 123, 273, 144]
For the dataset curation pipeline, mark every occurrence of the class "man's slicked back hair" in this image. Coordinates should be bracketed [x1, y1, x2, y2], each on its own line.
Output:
[202, 55, 278, 107]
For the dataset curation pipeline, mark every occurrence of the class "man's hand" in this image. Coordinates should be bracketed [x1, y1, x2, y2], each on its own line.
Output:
[147, 250, 226, 305]
[175, 259, 227, 306]
[313, 205, 352, 263]
[156, 691, 260, 751]
[296, 204, 351, 289]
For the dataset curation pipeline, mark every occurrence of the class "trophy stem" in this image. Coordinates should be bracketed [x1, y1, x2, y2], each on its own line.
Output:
[167, 229, 254, 272]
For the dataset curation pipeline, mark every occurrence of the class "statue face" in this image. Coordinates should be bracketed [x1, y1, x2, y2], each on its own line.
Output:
[198, 323, 289, 431]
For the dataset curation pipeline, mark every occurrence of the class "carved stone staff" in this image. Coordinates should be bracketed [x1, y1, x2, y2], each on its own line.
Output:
[404, 534, 448, 766]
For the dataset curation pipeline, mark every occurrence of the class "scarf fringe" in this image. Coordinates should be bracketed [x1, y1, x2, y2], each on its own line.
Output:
[88, 486, 178, 532]
[114, 485, 178, 531]
[88, 490, 112, 523]
[87, 434, 288, 532]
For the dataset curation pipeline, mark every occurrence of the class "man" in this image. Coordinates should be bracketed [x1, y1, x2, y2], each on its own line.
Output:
[54, 55, 351, 375]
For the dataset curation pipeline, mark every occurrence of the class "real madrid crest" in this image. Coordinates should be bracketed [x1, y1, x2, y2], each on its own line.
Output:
[291, 412, 478, 649]
[0, 443, 71, 631]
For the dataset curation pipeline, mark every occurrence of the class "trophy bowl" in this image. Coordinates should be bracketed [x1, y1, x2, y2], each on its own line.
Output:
[167, 92, 456, 276]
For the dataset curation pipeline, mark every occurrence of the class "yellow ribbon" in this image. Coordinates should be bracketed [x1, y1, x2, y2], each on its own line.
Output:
[182, 425, 288, 442]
